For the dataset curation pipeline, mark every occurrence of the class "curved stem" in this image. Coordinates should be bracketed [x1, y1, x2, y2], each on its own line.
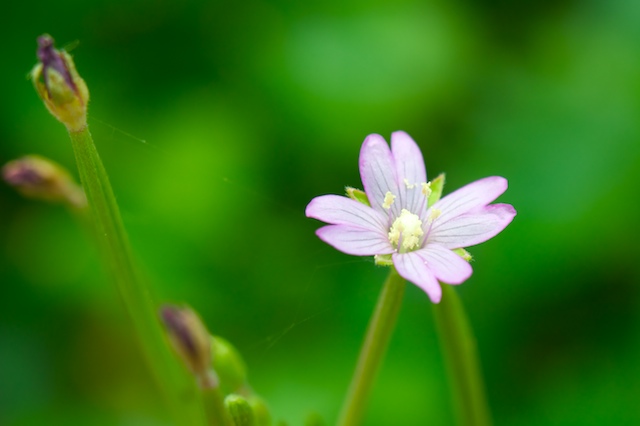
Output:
[68, 127, 207, 425]
[432, 285, 492, 426]
[337, 268, 406, 426]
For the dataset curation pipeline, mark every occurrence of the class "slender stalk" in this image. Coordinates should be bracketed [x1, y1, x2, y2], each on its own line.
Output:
[337, 268, 406, 426]
[68, 127, 207, 426]
[203, 385, 234, 426]
[432, 285, 492, 426]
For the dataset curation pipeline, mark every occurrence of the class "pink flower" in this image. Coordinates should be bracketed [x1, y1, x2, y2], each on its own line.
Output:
[305, 132, 516, 303]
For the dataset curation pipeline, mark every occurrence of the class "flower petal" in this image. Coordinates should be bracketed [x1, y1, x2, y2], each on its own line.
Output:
[391, 131, 428, 217]
[391, 131, 427, 184]
[316, 225, 394, 256]
[417, 245, 472, 285]
[432, 176, 508, 222]
[359, 134, 400, 216]
[392, 252, 442, 303]
[306, 195, 388, 231]
[428, 203, 516, 249]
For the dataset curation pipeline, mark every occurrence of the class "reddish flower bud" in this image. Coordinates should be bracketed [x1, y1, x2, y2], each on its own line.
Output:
[31, 35, 89, 132]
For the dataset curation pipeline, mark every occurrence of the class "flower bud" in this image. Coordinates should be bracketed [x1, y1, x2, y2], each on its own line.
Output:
[31, 34, 89, 132]
[160, 304, 217, 389]
[225, 394, 256, 426]
[212, 335, 248, 395]
[3, 155, 86, 208]
[247, 395, 272, 426]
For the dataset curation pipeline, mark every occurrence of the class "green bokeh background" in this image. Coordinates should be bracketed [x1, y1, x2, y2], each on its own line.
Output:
[1, 1, 639, 425]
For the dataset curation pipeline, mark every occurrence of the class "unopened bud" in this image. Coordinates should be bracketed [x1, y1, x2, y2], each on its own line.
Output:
[212, 335, 248, 395]
[160, 305, 216, 389]
[31, 34, 89, 132]
[247, 395, 272, 426]
[225, 394, 256, 426]
[3, 155, 86, 208]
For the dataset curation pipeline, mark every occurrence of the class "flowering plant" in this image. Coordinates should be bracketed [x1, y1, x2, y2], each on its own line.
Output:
[306, 131, 516, 302]
[15, 33, 518, 425]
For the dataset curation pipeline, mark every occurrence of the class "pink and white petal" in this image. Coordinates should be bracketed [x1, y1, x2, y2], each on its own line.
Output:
[391, 131, 427, 183]
[306, 195, 388, 231]
[428, 203, 516, 249]
[359, 134, 400, 216]
[316, 225, 394, 256]
[432, 176, 508, 223]
[391, 131, 428, 218]
[392, 252, 442, 303]
[417, 245, 472, 285]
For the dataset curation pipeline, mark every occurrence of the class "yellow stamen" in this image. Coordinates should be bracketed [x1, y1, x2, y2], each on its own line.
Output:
[421, 182, 432, 198]
[388, 209, 424, 252]
[429, 208, 441, 221]
[403, 178, 415, 189]
[382, 191, 396, 209]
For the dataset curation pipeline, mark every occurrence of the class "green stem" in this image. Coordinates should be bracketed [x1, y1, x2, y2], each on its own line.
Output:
[432, 285, 492, 426]
[68, 127, 207, 426]
[202, 385, 234, 426]
[337, 268, 406, 426]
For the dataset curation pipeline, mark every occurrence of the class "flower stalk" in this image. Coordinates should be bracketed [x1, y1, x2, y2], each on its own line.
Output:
[433, 285, 492, 426]
[337, 268, 406, 426]
[160, 305, 234, 426]
[32, 36, 208, 425]
[69, 128, 208, 425]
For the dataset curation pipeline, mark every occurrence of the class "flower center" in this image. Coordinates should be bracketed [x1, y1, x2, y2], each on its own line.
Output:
[388, 209, 424, 252]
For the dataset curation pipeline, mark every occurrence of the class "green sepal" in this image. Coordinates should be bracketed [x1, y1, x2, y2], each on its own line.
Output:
[346, 187, 370, 206]
[212, 336, 248, 395]
[225, 394, 256, 426]
[374, 254, 393, 266]
[453, 248, 472, 262]
[43, 67, 77, 104]
[428, 173, 445, 207]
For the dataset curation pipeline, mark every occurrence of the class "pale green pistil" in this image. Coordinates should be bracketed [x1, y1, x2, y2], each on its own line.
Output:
[388, 209, 423, 252]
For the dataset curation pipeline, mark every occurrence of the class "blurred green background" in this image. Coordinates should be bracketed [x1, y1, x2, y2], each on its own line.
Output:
[1, 0, 639, 425]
